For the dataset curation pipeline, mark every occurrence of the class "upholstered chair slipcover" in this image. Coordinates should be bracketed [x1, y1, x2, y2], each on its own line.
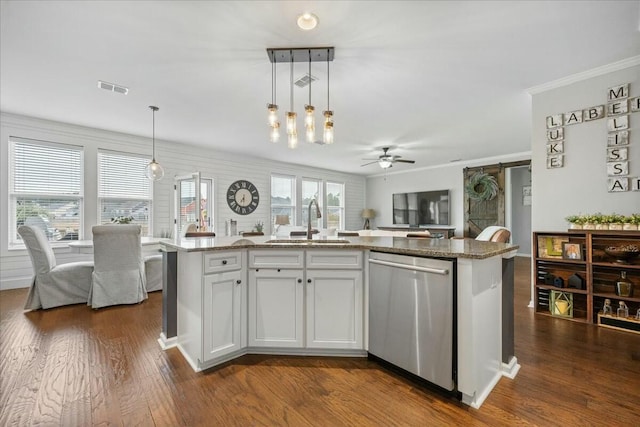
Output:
[18, 225, 94, 310]
[89, 224, 148, 308]
[475, 226, 511, 243]
[144, 254, 163, 292]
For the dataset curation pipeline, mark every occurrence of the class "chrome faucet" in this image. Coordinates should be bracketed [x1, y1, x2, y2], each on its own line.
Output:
[307, 198, 322, 239]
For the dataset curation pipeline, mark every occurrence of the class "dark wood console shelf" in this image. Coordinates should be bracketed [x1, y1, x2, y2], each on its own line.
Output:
[533, 230, 640, 327]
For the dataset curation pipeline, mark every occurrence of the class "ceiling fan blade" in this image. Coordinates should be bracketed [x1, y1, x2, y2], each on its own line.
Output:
[361, 158, 380, 161]
[394, 159, 416, 164]
[360, 160, 379, 167]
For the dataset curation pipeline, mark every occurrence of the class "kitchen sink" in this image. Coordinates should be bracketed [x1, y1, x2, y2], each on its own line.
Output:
[265, 239, 350, 244]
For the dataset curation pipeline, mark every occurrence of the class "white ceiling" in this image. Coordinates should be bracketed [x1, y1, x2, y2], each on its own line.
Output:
[2, 1, 639, 175]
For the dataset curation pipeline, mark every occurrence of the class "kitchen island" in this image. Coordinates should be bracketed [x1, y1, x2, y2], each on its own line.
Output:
[160, 235, 519, 409]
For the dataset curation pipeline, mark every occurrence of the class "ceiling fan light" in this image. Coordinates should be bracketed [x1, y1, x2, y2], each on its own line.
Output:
[378, 159, 392, 169]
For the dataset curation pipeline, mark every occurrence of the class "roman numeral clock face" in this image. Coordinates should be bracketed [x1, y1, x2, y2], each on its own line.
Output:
[226, 180, 259, 215]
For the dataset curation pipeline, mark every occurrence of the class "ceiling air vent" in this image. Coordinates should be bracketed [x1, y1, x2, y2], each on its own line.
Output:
[97, 80, 129, 95]
[294, 73, 318, 88]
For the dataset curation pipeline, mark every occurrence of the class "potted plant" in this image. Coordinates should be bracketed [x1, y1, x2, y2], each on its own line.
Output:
[592, 213, 609, 230]
[111, 215, 134, 224]
[623, 214, 640, 231]
[254, 220, 264, 233]
[608, 213, 625, 230]
[565, 215, 583, 230]
[582, 213, 597, 230]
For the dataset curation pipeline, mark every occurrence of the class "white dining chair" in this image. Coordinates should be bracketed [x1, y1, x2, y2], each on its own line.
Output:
[89, 224, 148, 309]
[18, 225, 94, 310]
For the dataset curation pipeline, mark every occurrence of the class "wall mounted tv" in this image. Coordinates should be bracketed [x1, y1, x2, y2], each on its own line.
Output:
[392, 190, 450, 226]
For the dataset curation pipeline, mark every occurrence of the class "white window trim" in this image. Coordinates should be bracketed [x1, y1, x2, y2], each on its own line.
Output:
[8, 136, 84, 248]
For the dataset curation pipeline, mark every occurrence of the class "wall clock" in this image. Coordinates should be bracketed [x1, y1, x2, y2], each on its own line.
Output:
[226, 180, 259, 215]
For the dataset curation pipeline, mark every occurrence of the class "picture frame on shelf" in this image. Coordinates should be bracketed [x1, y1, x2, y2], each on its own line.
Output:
[562, 242, 583, 260]
[537, 236, 569, 258]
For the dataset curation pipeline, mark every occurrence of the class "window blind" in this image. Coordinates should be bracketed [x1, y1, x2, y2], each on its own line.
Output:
[98, 151, 151, 199]
[11, 139, 82, 195]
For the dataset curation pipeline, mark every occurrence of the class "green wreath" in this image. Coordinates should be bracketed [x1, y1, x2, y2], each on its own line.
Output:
[465, 172, 499, 201]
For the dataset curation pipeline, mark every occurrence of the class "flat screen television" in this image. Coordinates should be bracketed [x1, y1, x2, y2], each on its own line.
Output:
[392, 190, 450, 226]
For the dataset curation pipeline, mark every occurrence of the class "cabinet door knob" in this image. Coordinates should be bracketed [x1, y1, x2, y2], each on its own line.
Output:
[307, 279, 312, 283]
[222, 260, 227, 265]
[297, 278, 302, 283]
[236, 280, 242, 284]
[277, 268, 281, 272]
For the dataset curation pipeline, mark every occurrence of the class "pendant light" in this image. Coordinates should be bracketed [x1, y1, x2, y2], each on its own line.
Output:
[305, 49, 315, 143]
[286, 50, 298, 149]
[323, 48, 334, 145]
[145, 106, 164, 181]
[267, 51, 280, 143]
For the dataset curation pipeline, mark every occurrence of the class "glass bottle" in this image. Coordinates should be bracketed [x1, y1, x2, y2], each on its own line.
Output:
[615, 271, 633, 297]
[617, 301, 629, 318]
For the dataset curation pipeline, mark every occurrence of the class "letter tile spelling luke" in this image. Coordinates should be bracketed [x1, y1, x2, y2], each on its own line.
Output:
[545, 82, 640, 193]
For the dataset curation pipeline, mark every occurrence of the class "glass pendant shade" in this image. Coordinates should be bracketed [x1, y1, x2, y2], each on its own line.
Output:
[286, 112, 297, 135]
[270, 122, 280, 143]
[288, 130, 298, 149]
[323, 110, 334, 144]
[267, 104, 279, 126]
[305, 105, 315, 142]
[145, 160, 165, 181]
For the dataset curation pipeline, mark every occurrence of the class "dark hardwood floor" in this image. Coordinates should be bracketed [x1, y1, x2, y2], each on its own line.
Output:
[1, 256, 639, 426]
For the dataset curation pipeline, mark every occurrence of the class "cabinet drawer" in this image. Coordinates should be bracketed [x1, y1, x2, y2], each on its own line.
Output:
[249, 250, 304, 269]
[203, 251, 243, 274]
[306, 250, 363, 269]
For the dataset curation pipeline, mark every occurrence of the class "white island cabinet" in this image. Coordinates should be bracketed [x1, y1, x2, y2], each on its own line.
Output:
[306, 250, 363, 349]
[248, 249, 364, 351]
[248, 250, 305, 347]
[177, 250, 247, 371]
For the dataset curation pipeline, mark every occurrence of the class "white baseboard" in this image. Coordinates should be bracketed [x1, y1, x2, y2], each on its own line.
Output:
[0, 276, 31, 291]
[501, 356, 521, 379]
[158, 333, 178, 350]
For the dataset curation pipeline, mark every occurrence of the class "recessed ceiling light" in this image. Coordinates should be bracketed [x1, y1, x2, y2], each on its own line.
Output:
[297, 12, 318, 30]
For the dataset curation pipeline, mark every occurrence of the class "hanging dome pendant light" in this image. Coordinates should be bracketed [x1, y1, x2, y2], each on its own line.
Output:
[145, 106, 164, 181]
[305, 49, 315, 143]
[323, 48, 334, 145]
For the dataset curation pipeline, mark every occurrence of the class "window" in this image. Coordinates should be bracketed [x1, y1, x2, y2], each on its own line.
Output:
[301, 178, 322, 228]
[271, 175, 295, 232]
[98, 151, 152, 235]
[9, 138, 83, 245]
[326, 181, 344, 230]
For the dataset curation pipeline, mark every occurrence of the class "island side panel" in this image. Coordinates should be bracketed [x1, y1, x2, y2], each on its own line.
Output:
[457, 256, 503, 409]
[177, 250, 204, 371]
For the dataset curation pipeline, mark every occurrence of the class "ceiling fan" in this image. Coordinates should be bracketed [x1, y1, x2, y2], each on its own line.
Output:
[361, 147, 416, 169]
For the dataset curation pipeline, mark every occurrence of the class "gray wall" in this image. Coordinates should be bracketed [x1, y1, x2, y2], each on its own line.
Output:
[365, 152, 531, 237]
[531, 64, 640, 231]
[509, 166, 532, 256]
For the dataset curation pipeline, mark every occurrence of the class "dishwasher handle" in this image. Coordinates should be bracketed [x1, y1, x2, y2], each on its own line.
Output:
[368, 258, 449, 276]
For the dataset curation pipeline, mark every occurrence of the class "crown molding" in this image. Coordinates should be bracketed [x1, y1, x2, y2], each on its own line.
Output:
[526, 55, 640, 95]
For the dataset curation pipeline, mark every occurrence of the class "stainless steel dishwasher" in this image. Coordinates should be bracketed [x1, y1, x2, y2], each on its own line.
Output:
[368, 251, 455, 391]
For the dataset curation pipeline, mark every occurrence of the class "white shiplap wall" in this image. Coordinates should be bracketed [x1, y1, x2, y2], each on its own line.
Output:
[0, 113, 365, 290]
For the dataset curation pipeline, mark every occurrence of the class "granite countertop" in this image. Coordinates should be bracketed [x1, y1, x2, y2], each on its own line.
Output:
[161, 235, 518, 259]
